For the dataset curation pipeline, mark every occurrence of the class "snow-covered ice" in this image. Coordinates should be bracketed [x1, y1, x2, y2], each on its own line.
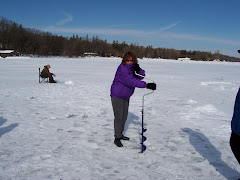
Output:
[0, 56, 240, 180]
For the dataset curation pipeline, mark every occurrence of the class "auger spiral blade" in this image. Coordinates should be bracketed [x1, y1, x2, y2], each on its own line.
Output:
[142, 135, 147, 142]
[141, 144, 146, 153]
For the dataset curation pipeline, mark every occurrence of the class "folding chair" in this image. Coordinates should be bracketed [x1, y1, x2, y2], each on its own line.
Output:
[39, 68, 49, 83]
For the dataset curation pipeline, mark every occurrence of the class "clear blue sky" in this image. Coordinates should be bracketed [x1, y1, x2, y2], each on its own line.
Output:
[1, 0, 240, 57]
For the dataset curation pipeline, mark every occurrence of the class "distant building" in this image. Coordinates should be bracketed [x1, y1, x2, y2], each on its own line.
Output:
[178, 57, 191, 61]
[83, 52, 98, 57]
[0, 50, 19, 58]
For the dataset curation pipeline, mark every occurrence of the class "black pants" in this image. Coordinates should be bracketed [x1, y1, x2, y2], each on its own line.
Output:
[230, 131, 240, 164]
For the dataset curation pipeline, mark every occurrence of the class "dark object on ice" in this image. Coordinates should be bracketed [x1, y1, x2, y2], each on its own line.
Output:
[238, 50, 240, 54]
[114, 138, 123, 147]
[230, 87, 240, 165]
[39, 64, 56, 83]
[120, 135, 130, 141]
[230, 132, 240, 164]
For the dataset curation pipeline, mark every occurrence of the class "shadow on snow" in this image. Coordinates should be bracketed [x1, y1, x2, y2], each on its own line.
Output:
[124, 112, 142, 134]
[182, 128, 240, 180]
[0, 117, 19, 138]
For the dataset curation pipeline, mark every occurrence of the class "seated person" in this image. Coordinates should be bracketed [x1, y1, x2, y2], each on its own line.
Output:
[40, 64, 56, 83]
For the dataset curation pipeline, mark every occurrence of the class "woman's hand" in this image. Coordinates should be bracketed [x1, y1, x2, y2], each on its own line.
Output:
[147, 83, 156, 90]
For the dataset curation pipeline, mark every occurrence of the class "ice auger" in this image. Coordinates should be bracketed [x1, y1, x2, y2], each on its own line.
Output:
[135, 72, 156, 153]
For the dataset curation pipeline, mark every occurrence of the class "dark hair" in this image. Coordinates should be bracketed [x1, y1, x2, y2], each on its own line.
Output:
[121, 50, 138, 65]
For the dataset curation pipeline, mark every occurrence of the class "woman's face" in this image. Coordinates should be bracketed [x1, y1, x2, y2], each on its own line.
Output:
[126, 56, 134, 65]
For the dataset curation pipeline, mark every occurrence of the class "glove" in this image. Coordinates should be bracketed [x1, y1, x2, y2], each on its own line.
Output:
[147, 83, 156, 90]
[134, 64, 141, 73]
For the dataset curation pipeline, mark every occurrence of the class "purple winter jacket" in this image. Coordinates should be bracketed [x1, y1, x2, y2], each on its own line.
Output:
[111, 64, 147, 99]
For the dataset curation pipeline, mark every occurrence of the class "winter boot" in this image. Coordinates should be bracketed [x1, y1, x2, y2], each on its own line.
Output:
[120, 135, 130, 141]
[114, 138, 123, 147]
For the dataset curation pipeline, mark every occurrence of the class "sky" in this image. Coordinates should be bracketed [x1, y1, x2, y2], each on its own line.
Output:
[1, 0, 240, 58]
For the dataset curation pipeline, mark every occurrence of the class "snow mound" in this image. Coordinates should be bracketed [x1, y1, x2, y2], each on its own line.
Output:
[201, 81, 231, 86]
[65, 81, 74, 85]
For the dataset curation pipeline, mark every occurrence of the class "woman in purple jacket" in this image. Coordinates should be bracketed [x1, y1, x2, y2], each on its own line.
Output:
[110, 51, 156, 147]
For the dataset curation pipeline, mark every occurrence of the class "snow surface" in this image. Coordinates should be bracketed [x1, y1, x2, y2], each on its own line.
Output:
[0, 56, 240, 180]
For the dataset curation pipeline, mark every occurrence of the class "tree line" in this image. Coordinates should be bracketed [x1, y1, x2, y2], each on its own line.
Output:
[0, 17, 239, 62]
